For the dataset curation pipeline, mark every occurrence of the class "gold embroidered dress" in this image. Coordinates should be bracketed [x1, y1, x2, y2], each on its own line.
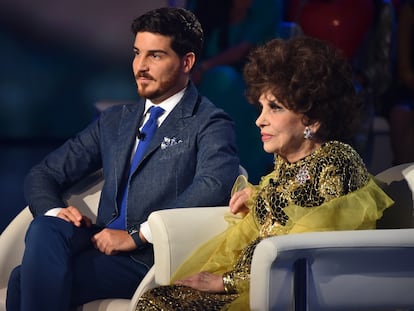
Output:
[136, 141, 394, 311]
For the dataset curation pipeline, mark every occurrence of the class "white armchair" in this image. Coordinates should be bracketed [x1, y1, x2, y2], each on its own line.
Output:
[0, 171, 150, 311]
[143, 163, 414, 311]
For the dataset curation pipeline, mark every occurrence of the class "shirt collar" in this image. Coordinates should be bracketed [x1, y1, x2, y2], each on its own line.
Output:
[144, 87, 186, 116]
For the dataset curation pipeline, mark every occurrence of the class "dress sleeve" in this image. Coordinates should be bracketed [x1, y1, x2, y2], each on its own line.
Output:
[221, 236, 260, 294]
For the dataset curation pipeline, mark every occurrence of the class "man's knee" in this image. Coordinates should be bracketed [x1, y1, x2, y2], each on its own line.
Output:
[24, 216, 74, 252]
[26, 216, 97, 256]
[27, 215, 71, 236]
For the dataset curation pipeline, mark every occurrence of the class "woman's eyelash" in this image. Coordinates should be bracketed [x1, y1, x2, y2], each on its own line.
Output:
[269, 102, 281, 110]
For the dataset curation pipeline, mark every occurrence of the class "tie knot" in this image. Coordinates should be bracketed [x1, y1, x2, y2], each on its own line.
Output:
[148, 106, 165, 120]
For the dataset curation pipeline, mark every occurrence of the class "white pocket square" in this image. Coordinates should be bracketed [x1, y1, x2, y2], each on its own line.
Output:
[161, 136, 182, 150]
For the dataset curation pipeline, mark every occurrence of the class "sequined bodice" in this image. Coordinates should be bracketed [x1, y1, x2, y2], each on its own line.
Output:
[254, 141, 369, 237]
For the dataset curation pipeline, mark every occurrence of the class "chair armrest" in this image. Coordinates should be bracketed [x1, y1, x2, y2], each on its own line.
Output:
[250, 229, 414, 311]
[148, 206, 229, 285]
[0, 207, 33, 288]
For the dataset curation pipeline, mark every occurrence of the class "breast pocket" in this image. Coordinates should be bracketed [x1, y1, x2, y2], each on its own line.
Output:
[159, 137, 187, 161]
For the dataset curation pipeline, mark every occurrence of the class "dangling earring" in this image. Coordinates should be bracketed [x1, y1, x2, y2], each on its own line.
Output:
[303, 126, 313, 139]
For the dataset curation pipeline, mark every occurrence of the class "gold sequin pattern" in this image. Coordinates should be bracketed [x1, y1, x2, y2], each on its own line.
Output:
[222, 272, 236, 293]
[254, 141, 369, 237]
[136, 285, 238, 311]
[222, 237, 261, 293]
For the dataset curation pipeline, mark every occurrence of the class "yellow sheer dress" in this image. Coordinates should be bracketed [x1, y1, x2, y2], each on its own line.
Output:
[136, 141, 394, 310]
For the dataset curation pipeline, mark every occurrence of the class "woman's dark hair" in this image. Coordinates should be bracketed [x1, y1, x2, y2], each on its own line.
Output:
[131, 7, 204, 59]
[243, 36, 362, 141]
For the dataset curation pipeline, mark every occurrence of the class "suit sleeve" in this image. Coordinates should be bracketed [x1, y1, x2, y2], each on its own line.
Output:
[173, 107, 240, 208]
[24, 119, 102, 216]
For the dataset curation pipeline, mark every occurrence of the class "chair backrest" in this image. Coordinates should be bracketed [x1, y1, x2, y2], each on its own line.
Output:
[375, 163, 414, 228]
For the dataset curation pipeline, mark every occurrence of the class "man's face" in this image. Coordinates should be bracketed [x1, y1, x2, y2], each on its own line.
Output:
[132, 32, 191, 104]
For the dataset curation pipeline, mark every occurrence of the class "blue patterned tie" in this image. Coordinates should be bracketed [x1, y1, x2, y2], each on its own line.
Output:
[108, 106, 165, 229]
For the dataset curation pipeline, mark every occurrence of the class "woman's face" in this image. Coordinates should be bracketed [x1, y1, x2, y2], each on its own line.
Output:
[255, 91, 319, 163]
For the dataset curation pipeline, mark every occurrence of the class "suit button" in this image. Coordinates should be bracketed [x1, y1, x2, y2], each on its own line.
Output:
[111, 212, 117, 217]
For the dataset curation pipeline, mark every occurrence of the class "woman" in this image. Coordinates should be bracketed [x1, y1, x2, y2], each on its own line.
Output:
[136, 37, 394, 310]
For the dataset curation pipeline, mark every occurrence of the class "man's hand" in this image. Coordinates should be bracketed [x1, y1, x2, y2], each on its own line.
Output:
[57, 206, 92, 227]
[174, 271, 224, 293]
[91, 229, 137, 255]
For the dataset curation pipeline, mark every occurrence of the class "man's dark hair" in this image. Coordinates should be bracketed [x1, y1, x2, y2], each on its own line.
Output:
[131, 7, 203, 59]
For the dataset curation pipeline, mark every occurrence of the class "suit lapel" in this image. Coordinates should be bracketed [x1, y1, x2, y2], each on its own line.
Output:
[115, 102, 145, 182]
[130, 83, 200, 173]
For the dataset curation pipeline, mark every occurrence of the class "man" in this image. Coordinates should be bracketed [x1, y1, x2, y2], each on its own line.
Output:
[6, 7, 240, 311]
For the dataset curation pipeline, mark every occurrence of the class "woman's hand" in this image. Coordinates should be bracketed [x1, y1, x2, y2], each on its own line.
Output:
[229, 187, 252, 215]
[174, 271, 224, 293]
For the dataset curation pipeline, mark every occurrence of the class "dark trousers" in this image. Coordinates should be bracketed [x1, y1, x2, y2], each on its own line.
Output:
[6, 216, 149, 311]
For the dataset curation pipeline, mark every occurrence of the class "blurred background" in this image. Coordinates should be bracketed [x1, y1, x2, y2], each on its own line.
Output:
[0, 0, 407, 233]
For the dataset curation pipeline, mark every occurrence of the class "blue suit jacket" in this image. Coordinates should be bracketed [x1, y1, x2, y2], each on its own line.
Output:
[24, 82, 240, 265]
